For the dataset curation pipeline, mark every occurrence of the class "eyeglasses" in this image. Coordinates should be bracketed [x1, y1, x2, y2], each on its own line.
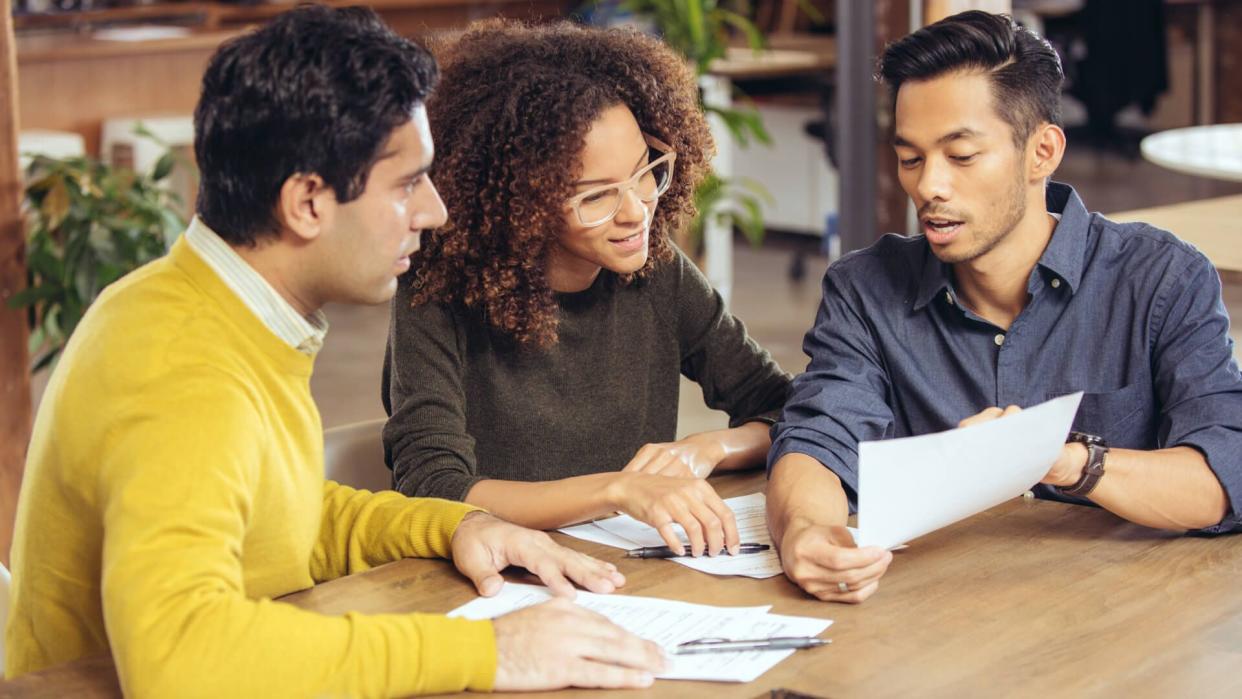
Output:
[565, 134, 677, 228]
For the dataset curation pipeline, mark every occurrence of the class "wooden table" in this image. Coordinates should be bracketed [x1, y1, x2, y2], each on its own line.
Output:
[1110, 194, 1242, 284]
[4, 470, 1241, 698]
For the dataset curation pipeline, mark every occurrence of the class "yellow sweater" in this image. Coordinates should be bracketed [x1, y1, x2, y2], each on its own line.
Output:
[6, 237, 497, 696]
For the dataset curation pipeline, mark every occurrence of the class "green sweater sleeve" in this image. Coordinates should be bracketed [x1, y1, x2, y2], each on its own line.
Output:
[98, 371, 496, 698]
[382, 292, 484, 501]
[656, 245, 792, 426]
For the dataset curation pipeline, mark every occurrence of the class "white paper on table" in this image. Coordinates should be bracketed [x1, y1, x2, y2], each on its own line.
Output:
[448, 583, 830, 682]
[561, 493, 863, 579]
[856, 392, 1083, 550]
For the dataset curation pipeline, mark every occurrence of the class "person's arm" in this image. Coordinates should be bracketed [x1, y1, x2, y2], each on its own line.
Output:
[383, 296, 486, 502]
[767, 453, 888, 603]
[465, 472, 740, 557]
[310, 480, 480, 582]
[100, 372, 496, 698]
[638, 246, 791, 476]
[1042, 252, 1241, 531]
[1043, 445, 1227, 529]
[620, 421, 772, 477]
[766, 266, 898, 602]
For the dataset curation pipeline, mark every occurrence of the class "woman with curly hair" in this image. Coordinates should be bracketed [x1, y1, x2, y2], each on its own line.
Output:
[382, 19, 791, 557]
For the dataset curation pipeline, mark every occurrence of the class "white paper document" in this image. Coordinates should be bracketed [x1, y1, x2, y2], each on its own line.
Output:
[856, 392, 1083, 550]
[561, 493, 865, 578]
[449, 583, 831, 682]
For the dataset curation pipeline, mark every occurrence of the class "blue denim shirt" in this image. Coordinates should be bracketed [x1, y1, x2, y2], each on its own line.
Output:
[769, 182, 1242, 534]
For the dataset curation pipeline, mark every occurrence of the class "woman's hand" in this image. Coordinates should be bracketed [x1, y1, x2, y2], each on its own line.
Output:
[619, 436, 724, 479]
[605, 473, 739, 556]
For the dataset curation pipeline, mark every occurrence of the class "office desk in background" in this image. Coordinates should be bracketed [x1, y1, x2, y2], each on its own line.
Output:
[2, 470, 1240, 698]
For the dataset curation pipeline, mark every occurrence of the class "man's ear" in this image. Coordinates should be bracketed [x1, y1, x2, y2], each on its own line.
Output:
[1028, 123, 1066, 181]
[275, 173, 335, 243]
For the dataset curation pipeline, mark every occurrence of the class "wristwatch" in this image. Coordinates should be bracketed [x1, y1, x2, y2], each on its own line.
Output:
[1058, 431, 1108, 498]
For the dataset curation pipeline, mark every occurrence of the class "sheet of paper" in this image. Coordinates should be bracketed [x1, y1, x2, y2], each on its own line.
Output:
[556, 521, 641, 550]
[449, 583, 830, 682]
[856, 392, 1083, 549]
[561, 493, 864, 579]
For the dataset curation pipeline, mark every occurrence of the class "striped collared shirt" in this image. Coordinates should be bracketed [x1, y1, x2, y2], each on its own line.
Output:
[184, 217, 328, 354]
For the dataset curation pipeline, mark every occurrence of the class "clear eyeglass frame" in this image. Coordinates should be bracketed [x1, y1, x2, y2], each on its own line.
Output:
[565, 134, 677, 228]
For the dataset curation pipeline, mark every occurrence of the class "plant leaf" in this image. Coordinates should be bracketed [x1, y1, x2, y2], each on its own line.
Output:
[42, 176, 71, 231]
[152, 151, 176, 182]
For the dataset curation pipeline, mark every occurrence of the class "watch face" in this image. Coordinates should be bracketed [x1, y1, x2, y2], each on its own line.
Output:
[1068, 431, 1107, 447]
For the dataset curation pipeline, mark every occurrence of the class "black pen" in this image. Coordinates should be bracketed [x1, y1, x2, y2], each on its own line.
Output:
[674, 636, 831, 655]
[624, 543, 771, 558]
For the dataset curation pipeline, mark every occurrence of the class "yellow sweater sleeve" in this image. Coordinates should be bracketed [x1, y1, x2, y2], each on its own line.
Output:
[98, 372, 496, 698]
[310, 481, 482, 582]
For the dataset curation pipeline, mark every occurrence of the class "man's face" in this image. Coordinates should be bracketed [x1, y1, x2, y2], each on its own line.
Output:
[893, 70, 1029, 265]
[319, 105, 447, 305]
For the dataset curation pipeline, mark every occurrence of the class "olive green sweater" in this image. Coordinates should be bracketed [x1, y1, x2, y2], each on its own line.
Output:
[382, 247, 791, 500]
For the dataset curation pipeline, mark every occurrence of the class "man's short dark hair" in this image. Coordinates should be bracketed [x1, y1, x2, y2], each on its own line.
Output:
[194, 5, 438, 246]
[877, 10, 1063, 147]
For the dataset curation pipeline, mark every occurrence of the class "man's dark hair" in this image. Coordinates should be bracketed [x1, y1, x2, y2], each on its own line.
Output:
[194, 5, 438, 246]
[877, 10, 1063, 147]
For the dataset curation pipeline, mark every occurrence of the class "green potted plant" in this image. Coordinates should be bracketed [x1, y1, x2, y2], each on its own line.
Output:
[10, 142, 185, 372]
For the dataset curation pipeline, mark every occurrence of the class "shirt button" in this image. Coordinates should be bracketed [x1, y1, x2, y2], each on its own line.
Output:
[945, 291, 954, 305]
[1051, 278, 1062, 289]
[1022, 490, 1035, 499]
[994, 333, 1005, 346]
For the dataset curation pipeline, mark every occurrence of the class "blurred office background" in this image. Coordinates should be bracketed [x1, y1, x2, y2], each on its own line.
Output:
[1, 0, 1240, 558]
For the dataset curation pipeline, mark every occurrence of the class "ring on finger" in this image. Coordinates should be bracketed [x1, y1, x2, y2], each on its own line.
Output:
[837, 581, 850, 594]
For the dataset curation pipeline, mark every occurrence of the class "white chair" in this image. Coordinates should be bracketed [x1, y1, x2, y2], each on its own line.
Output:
[323, 418, 393, 492]
[0, 561, 11, 673]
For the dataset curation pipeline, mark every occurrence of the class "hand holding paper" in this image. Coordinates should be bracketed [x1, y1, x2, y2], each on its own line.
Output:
[856, 392, 1083, 549]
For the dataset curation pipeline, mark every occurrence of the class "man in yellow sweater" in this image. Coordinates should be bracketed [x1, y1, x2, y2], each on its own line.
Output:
[6, 6, 665, 696]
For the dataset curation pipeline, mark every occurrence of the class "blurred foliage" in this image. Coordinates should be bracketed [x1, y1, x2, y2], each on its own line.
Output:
[11, 135, 184, 372]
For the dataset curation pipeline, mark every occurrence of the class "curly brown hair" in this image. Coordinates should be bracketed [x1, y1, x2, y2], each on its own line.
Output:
[408, 19, 714, 346]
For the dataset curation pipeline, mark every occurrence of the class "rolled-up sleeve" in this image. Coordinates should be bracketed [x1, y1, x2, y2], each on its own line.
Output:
[767, 266, 896, 509]
[1151, 252, 1242, 534]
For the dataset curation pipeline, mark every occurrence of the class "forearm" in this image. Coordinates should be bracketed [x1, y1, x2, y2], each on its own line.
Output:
[464, 473, 627, 529]
[767, 453, 851, 545]
[688, 422, 772, 472]
[312, 481, 480, 582]
[1088, 446, 1229, 531]
[106, 580, 496, 697]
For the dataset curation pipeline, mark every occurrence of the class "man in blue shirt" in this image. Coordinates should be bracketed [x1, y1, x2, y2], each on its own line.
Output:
[766, 10, 1242, 603]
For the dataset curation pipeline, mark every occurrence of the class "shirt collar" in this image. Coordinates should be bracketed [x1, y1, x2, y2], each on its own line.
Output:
[184, 217, 329, 355]
[1034, 182, 1089, 294]
[912, 181, 1089, 311]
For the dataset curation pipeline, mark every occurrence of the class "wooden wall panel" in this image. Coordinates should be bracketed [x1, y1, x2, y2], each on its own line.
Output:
[1, 0, 33, 567]
[1216, 1, 1242, 123]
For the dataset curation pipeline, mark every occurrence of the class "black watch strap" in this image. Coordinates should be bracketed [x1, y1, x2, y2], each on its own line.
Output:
[1058, 436, 1108, 498]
